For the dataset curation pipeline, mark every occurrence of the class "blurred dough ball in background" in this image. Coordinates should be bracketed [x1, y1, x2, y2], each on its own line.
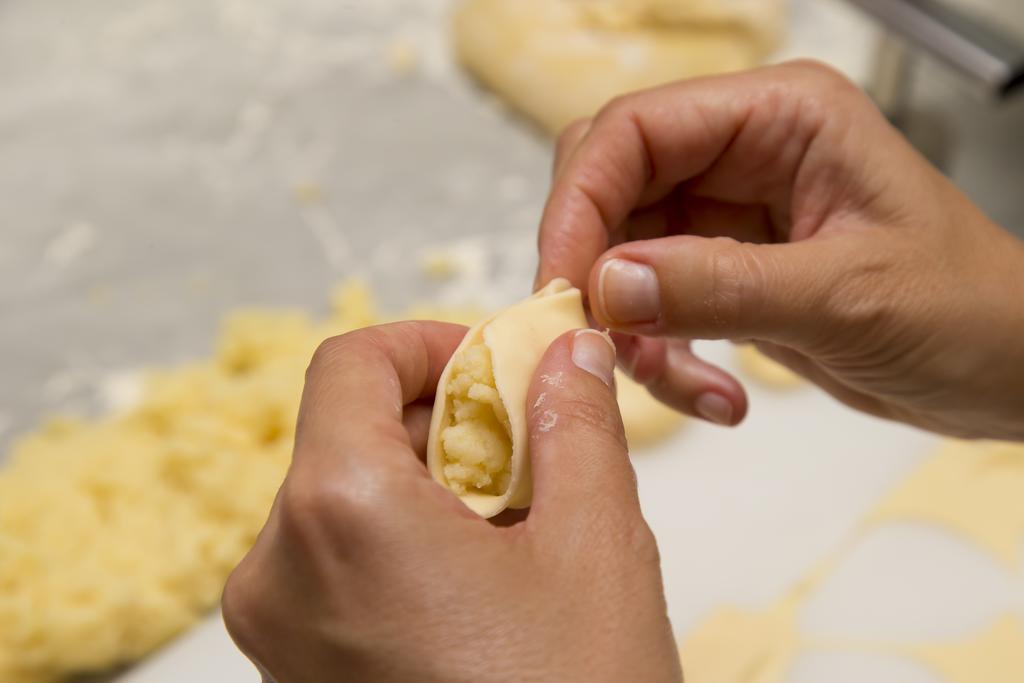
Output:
[616, 370, 687, 447]
[454, 0, 786, 134]
[735, 344, 804, 390]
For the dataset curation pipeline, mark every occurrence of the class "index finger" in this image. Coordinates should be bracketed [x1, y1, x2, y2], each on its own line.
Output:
[536, 61, 845, 291]
[536, 75, 751, 290]
[294, 321, 467, 472]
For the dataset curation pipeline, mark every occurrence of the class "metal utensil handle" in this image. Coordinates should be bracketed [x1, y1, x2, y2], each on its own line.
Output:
[844, 0, 1024, 98]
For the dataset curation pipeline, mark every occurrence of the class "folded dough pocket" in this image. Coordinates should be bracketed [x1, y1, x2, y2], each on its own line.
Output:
[427, 278, 587, 518]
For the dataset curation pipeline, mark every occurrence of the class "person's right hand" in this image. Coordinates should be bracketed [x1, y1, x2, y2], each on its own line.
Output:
[536, 60, 1024, 441]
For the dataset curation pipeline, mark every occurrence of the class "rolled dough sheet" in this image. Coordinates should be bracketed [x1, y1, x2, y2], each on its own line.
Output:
[679, 595, 800, 683]
[869, 440, 1024, 569]
[909, 616, 1024, 683]
[674, 437, 1024, 683]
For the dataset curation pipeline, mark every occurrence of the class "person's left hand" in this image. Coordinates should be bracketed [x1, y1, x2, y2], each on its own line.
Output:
[222, 321, 682, 683]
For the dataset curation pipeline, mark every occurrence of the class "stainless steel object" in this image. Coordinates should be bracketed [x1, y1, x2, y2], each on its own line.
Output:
[845, 0, 1024, 111]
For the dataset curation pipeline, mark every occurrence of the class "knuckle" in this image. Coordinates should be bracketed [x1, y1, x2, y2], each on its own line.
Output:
[824, 254, 895, 329]
[557, 395, 628, 452]
[625, 517, 661, 567]
[221, 561, 264, 656]
[277, 475, 333, 540]
[784, 59, 864, 109]
[784, 58, 850, 88]
[708, 242, 765, 333]
[595, 93, 635, 124]
[306, 334, 348, 381]
[277, 469, 377, 543]
[306, 324, 405, 382]
[827, 284, 886, 335]
[558, 117, 591, 144]
[810, 249, 907, 359]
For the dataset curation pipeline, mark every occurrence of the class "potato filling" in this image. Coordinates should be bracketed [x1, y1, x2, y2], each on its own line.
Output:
[440, 343, 512, 496]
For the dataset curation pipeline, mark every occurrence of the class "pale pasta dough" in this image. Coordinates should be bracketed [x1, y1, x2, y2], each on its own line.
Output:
[427, 279, 588, 518]
[735, 345, 804, 390]
[911, 616, 1024, 683]
[616, 370, 686, 447]
[679, 596, 800, 683]
[676, 439, 1024, 683]
[454, 0, 785, 133]
[870, 440, 1024, 568]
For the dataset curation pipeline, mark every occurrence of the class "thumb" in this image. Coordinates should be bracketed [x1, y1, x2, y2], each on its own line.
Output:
[526, 329, 642, 526]
[588, 235, 840, 347]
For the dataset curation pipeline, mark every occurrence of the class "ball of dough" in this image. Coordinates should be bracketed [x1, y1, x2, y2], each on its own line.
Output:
[616, 370, 686, 448]
[454, 0, 785, 134]
[735, 345, 804, 390]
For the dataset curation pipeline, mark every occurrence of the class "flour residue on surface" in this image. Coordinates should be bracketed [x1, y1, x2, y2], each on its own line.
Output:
[42, 221, 97, 271]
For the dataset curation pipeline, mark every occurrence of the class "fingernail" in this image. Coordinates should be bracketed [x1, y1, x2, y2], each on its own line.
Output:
[695, 393, 733, 426]
[598, 259, 661, 325]
[572, 330, 616, 387]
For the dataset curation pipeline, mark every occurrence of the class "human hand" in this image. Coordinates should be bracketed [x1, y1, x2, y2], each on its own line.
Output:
[222, 322, 681, 683]
[537, 60, 1024, 441]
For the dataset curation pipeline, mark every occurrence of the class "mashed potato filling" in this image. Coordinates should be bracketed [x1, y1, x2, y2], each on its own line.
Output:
[440, 343, 512, 496]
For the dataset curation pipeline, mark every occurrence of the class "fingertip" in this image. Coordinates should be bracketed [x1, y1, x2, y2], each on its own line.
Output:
[526, 329, 635, 524]
[588, 252, 612, 326]
[694, 392, 740, 427]
[700, 362, 749, 427]
[616, 336, 750, 428]
[527, 329, 623, 438]
[570, 329, 617, 387]
[728, 381, 750, 426]
[588, 249, 664, 333]
[535, 234, 597, 295]
[527, 330, 614, 420]
[671, 372, 749, 428]
[532, 268, 544, 293]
